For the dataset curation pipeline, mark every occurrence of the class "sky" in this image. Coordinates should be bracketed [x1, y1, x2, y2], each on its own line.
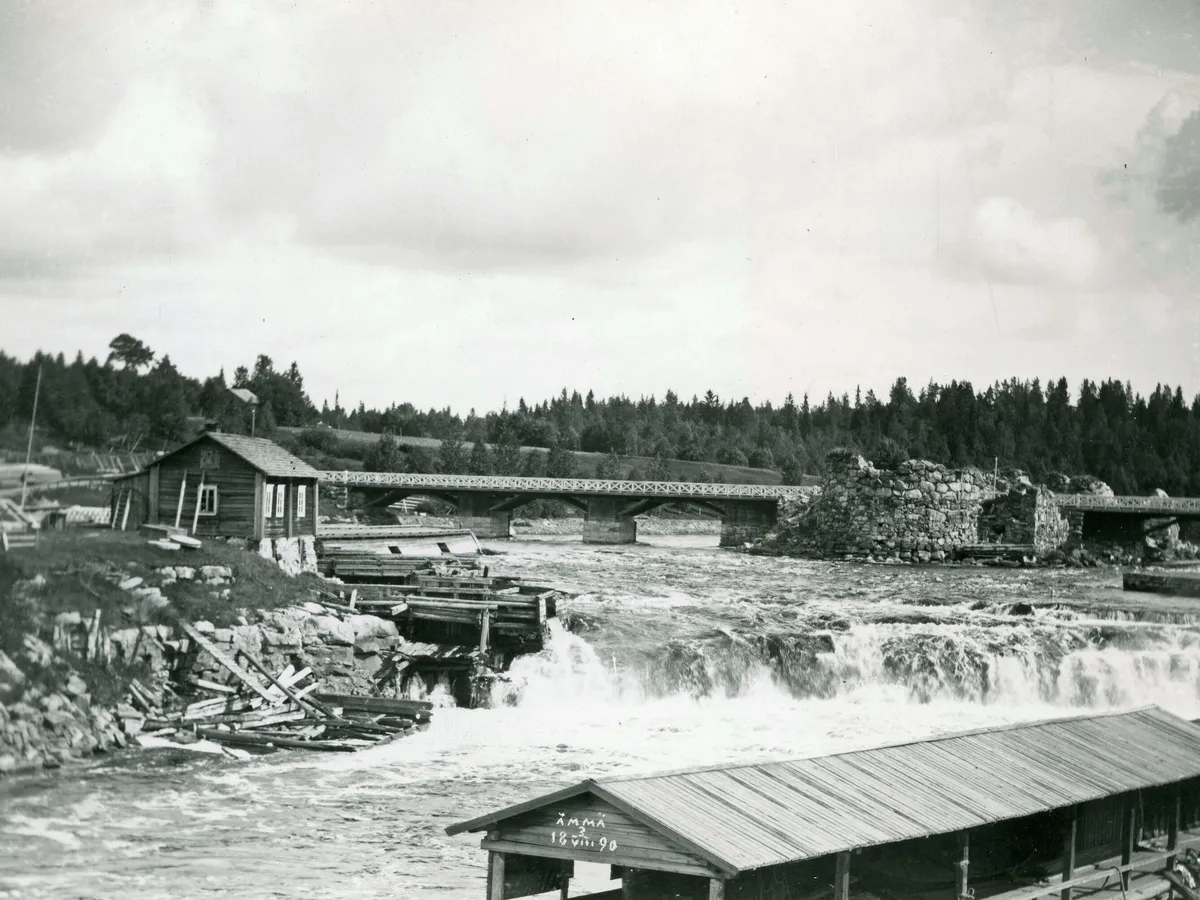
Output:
[1, 0, 1199, 414]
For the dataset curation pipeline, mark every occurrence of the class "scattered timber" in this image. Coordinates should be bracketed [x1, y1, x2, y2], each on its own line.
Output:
[119, 619, 433, 757]
[1123, 570, 1200, 599]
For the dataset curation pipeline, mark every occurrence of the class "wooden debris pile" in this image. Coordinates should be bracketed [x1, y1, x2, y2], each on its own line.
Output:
[117, 620, 432, 755]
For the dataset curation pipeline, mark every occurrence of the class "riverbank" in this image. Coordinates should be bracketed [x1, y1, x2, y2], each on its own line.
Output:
[0, 530, 436, 776]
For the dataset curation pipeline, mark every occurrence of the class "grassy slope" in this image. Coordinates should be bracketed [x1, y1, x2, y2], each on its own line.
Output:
[278, 425, 786, 485]
[0, 529, 325, 655]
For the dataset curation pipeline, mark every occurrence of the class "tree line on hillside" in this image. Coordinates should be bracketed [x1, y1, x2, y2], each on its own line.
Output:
[2, 336, 1199, 495]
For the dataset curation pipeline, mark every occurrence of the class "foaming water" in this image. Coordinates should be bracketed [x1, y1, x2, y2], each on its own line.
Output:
[3, 537, 1199, 899]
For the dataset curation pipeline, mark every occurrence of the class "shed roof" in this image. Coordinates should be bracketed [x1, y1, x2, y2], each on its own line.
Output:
[139, 433, 319, 479]
[447, 706, 1200, 876]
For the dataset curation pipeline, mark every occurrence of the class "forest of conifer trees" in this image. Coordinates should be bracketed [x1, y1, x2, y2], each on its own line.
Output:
[1, 335, 1198, 496]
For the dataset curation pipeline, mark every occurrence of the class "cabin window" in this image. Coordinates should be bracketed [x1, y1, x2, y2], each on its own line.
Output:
[296, 485, 307, 518]
[264, 484, 275, 519]
[437, 542, 451, 554]
[274, 483, 286, 518]
[199, 485, 218, 516]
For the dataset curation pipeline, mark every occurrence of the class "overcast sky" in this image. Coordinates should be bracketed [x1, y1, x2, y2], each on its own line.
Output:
[2, 1, 1199, 413]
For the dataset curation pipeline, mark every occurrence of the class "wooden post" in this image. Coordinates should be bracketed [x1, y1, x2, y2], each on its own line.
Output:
[191, 475, 205, 536]
[1061, 805, 1077, 900]
[479, 609, 491, 656]
[148, 466, 160, 524]
[957, 830, 969, 900]
[1168, 790, 1181, 870]
[111, 489, 122, 529]
[1121, 797, 1137, 890]
[486, 850, 505, 900]
[834, 851, 850, 900]
[175, 471, 188, 528]
[286, 482, 294, 539]
[708, 877, 725, 900]
[121, 489, 133, 530]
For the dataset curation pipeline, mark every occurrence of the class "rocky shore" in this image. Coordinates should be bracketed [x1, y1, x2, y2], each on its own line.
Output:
[0, 544, 432, 777]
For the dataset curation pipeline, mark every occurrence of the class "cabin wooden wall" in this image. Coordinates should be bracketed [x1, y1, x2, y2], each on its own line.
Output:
[261, 479, 318, 539]
[152, 439, 259, 538]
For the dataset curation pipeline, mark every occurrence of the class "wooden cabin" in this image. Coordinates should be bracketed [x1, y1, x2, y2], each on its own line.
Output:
[109, 433, 319, 540]
[447, 706, 1200, 900]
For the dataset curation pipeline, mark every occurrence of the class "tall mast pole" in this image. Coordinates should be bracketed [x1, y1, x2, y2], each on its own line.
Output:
[20, 364, 43, 510]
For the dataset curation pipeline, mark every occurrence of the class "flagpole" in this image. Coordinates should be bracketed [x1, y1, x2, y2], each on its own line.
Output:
[20, 364, 43, 510]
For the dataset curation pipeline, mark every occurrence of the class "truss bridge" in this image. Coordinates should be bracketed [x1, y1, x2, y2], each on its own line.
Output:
[319, 471, 812, 545]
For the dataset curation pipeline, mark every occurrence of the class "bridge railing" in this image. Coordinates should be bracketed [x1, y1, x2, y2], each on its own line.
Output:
[1052, 494, 1200, 513]
[319, 470, 813, 501]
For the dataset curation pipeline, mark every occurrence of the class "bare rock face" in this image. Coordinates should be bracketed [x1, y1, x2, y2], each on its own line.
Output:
[273, 538, 302, 577]
[298, 536, 318, 574]
[0, 652, 26, 703]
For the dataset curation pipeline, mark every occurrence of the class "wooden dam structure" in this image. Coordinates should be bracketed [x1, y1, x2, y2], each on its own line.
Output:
[316, 529, 563, 707]
[448, 707, 1200, 900]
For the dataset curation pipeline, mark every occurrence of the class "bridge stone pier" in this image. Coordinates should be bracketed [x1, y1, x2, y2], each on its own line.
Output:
[452, 492, 513, 540]
[718, 500, 779, 548]
[582, 497, 638, 544]
[321, 471, 810, 547]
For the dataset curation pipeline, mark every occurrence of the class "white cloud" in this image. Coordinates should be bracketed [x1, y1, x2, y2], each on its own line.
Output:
[967, 197, 1102, 286]
[0, 0, 1198, 409]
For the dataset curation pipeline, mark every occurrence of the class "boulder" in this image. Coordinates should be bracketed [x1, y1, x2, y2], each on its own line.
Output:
[273, 539, 302, 577]
[298, 536, 318, 574]
[257, 539, 274, 561]
[199, 565, 234, 584]
[303, 615, 355, 646]
[0, 652, 26, 703]
[118, 576, 144, 591]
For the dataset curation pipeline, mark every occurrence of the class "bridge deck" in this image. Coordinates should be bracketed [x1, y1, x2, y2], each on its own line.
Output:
[1053, 495, 1200, 515]
[319, 471, 811, 502]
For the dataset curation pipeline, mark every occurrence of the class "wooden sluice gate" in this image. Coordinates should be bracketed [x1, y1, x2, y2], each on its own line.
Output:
[447, 707, 1200, 900]
[315, 530, 565, 708]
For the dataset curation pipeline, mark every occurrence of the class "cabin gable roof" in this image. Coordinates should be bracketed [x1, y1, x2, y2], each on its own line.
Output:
[132, 433, 319, 480]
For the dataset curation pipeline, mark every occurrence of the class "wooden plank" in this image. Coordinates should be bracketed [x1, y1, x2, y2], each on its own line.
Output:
[958, 829, 970, 900]
[481, 839, 718, 879]
[834, 851, 850, 900]
[488, 851, 505, 900]
[190, 475, 205, 536]
[709, 879, 725, 900]
[480, 609, 491, 656]
[236, 648, 333, 718]
[175, 472, 187, 528]
[1169, 791, 1181, 870]
[176, 622, 276, 702]
[1122, 799, 1137, 889]
[1060, 806, 1079, 900]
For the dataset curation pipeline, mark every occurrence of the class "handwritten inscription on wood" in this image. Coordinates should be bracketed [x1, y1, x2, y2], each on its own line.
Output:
[548, 811, 618, 852]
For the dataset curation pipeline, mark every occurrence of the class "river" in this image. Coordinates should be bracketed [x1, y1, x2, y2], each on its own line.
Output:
[2, 536, 1199, 899]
